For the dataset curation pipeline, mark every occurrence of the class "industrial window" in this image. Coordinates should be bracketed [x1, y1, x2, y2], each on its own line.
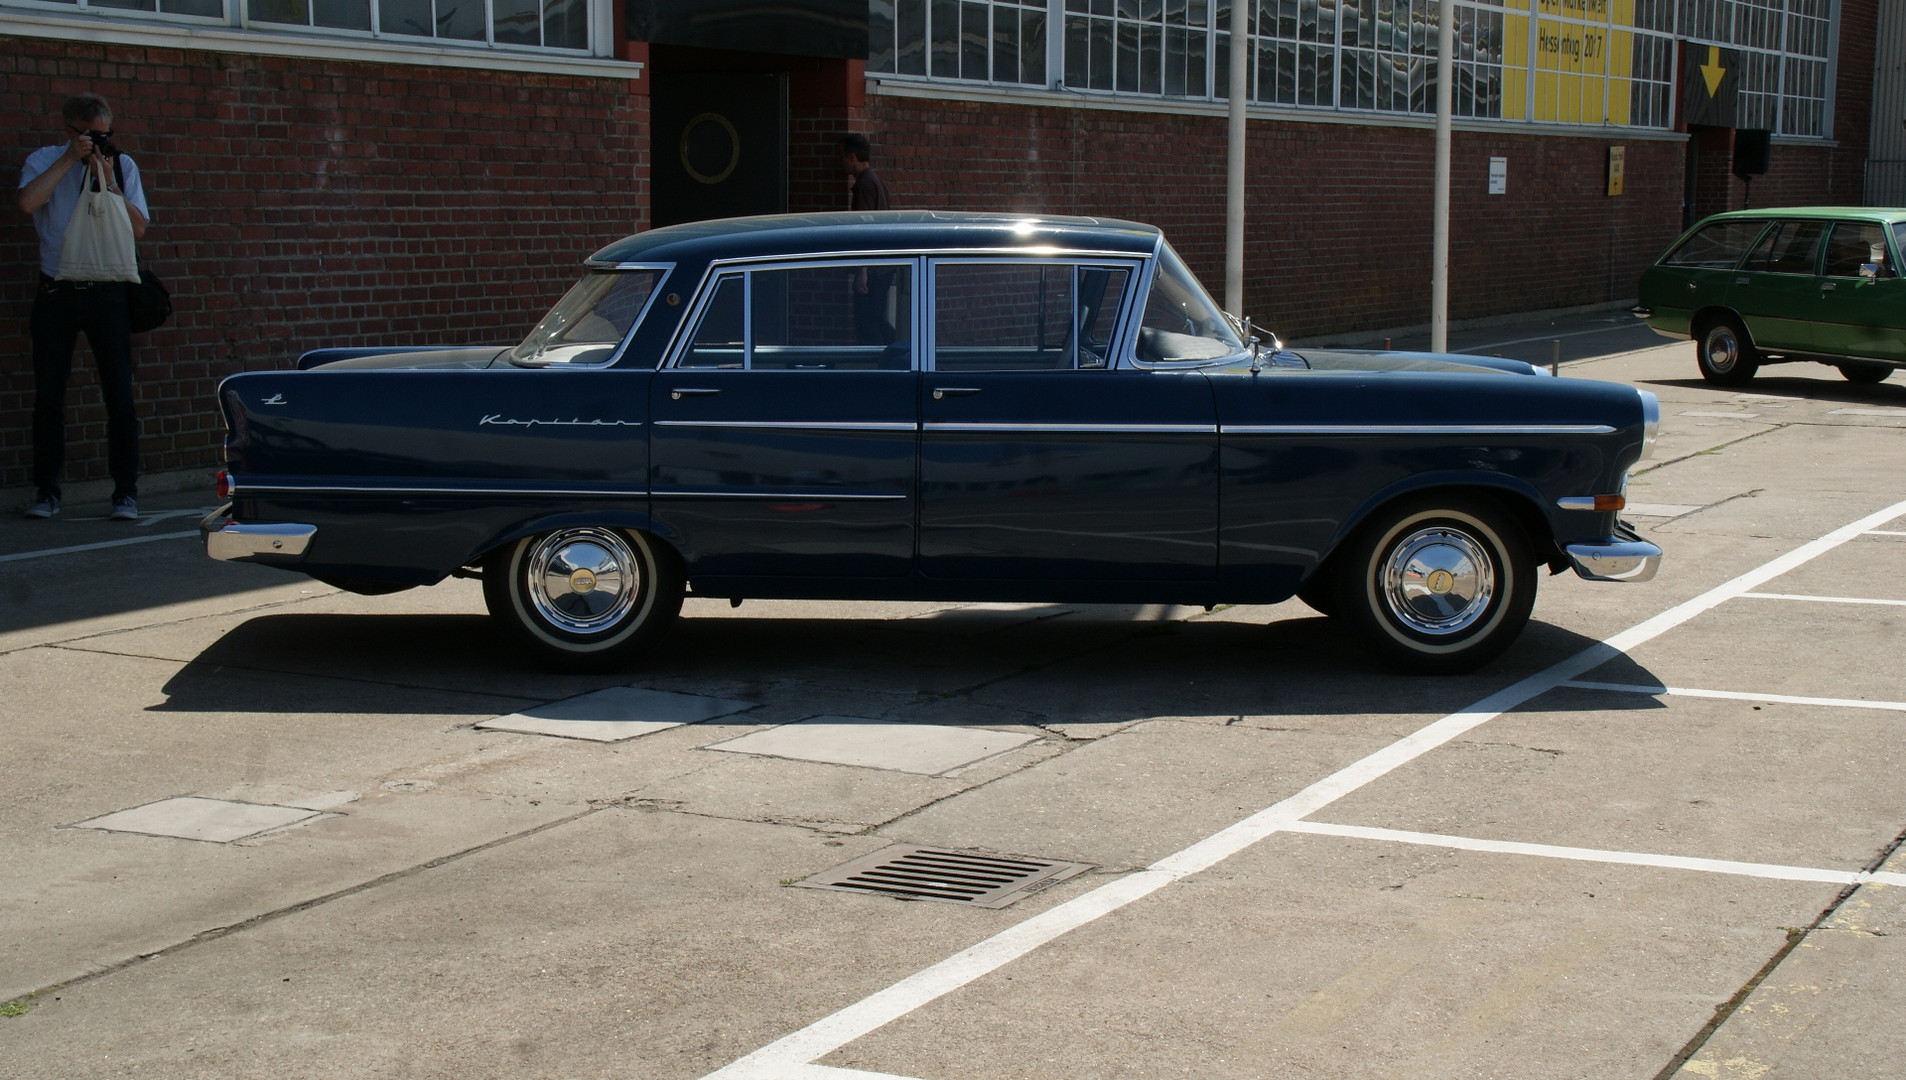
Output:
[869, 0, 1837, 136]
[1, 0, 594, 51]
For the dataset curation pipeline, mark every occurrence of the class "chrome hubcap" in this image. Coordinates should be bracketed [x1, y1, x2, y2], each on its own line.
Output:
[1706, 329, 1738, 372]
[525, 528, 640, 634]
[1381, 526, 1495, 635]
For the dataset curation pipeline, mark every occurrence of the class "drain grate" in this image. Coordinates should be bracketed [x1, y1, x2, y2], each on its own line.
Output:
[796, 845, 1093, 908]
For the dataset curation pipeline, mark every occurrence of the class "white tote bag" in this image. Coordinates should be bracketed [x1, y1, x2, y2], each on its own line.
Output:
[55, 156, 140, 284]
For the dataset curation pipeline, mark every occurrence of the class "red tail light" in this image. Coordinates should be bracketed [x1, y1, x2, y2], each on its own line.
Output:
[215, 471, 231, 500]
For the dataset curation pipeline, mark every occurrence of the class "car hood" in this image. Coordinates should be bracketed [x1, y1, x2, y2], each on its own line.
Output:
[297, 346, 513, 371]
[1269, 348, 1548, 376]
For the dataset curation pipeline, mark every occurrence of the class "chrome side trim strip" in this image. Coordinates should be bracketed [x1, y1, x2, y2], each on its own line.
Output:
[236, 484, 649, 498]
[1555, 496, 1604, 511]
[924, 422, 1218, 434]
[651, 490, 908, 501]
[653, 420, 919, 431]
[1220, 424, 1618, 436]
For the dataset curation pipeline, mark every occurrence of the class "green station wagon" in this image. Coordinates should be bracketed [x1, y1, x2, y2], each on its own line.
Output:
[1634, 207, 1906, 386]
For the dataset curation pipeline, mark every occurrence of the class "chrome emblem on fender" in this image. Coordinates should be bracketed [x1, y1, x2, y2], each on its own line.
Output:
[261, 393, 288, 405]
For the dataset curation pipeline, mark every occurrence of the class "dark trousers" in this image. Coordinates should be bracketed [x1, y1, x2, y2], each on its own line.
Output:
[31, 276, 139, 501]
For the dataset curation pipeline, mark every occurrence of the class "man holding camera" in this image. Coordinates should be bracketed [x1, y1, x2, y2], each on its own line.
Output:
[16, 92, 149, 520]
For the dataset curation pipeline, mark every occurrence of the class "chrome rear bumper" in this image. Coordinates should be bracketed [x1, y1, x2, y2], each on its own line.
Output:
[202, 506, 316, 562]
[1566, 526, 1662, 582]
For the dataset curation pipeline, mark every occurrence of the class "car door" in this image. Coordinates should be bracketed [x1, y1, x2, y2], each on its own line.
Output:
[1729, 219, 1828, 353]
[917, 257, 1219, 583]
[1639, 217, 1769, 338]
[1811, 221, 1906, 363]
[649, 259, 919, 579]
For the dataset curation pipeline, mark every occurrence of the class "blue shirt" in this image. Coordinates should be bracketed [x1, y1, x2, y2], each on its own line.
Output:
[19, 145, 150, 278]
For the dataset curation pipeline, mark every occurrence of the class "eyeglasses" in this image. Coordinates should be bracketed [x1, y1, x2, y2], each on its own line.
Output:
[67, 125, 115, 137]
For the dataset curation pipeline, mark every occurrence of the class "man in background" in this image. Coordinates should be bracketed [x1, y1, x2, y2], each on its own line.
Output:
[840, 134, 895, 344]
[16, 92, 149, 521]
[840, 133, 891, 211]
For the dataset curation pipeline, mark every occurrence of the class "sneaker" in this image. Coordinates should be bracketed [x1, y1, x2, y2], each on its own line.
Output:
[109, 496, 138, 521]
[23, 495, 59, 519]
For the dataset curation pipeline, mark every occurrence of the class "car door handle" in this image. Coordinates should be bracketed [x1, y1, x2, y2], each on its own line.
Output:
[1821, 282, 1837, 292]
[669, 388, 722, 400]
[932, 387, 982, 400]
[1733, 277, 1749, 286]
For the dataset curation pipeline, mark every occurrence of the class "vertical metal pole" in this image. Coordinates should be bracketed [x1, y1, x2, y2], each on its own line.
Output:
[1226, 0, 1249, 317]
[1431, 0, 1455, 351]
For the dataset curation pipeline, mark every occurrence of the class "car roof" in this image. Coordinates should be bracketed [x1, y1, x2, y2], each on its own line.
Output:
[1697, 206, 1906, 225]
[587, 211, 1166, 266]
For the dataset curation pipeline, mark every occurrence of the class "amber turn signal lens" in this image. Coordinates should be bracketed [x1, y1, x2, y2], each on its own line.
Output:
[215, 471, 231, 500]
[1593, 494, 1625, 512]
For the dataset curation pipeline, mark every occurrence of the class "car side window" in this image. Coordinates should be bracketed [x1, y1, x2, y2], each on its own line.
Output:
[1822, 223, 1896, 278]
[678, 263, 914, 370]
[1662, 221, 1765, 268]
[1744, 220, 1827, 274]
[932, 262, 1131, 372]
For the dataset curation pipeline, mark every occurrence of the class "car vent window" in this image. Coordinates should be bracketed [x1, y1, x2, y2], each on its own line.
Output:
[1823, 223, 1895, 278]
[1745, 220, 1827, 275]
[1662, 220, 1766, 268]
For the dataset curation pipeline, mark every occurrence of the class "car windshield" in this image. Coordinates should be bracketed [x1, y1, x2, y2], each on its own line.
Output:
[510, 268, 665, 367]
[1135, 243, 1247, 364]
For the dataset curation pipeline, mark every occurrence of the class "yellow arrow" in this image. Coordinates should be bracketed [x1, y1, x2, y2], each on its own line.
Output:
[1700, 45, 1726, 97]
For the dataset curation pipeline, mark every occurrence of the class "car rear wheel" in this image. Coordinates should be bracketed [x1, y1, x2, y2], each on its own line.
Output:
[482, 526, 683, 671]
[1697, 318, 1760, 385]
[1331, 496, 1536, 674]
[1837, 362, 1892, 385]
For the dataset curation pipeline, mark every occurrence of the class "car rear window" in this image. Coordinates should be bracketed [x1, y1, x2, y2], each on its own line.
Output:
[1662, 220, 1765, 268]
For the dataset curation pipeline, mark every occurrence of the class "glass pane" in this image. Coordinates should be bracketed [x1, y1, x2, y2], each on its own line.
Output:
[1822, 224, 1892, 278]
[681, 276, 748, 369]
[161, 0, 224, 15]
[313, 0, 370, 28]
[994, 3, 1021, 83]
[1137, 244, 1243, 361]
[544, 0, 587, 48]
[249, 0, 307, 23]
[1117, 21, 1140, 91]
[1141, 24, 1162, 93]
[381, 0, 433, 35]
[750, 265, 913, 365]
[898, 0, 927, 74]
[870, 0, 897, 71]
[932, 0, 960, 76]
[1077, 267, 1131, 367]
[962, 2, 988, 78]
[494, 0, 538, 44]
[92, 0, 158, 10]
[1745, 221, 1827, 274]
[1022, 10, 1047, 85]
[511, 269, 664, 367]
[934, 263, 1078, 371]
[1091, 17, 1114, 88]
[437, 0, 487, 40]
[1065, 15, 1090, 86]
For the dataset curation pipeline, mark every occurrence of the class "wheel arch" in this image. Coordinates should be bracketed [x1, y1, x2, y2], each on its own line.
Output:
[1689, 305, 1750, 344]
[1307, 477, 1560, 587]
[465, 508, 681, 571]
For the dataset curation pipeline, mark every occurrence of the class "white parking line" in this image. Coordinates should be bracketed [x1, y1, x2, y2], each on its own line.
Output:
[1562, 680, 1906, 713]
[694, 493, 1906, 1080]
[0, 530, 200, 565]
[1284, 821, 1906, 887]
[1864, 530, 1906, 537]
[1740, 592, 1906, 607]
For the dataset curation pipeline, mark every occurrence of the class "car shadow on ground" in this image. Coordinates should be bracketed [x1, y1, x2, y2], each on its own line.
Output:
[1640, 374, 1906, 404]
[150, 607, 1669, 725]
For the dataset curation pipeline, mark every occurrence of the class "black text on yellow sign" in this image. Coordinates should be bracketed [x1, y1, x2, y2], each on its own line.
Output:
[1607, 146, 1625, 197]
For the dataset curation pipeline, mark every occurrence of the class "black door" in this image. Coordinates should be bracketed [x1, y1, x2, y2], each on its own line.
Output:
[651, 70, 787, 227]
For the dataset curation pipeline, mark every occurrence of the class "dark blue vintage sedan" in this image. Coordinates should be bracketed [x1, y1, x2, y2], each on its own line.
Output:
[204, 212, 1660, 673]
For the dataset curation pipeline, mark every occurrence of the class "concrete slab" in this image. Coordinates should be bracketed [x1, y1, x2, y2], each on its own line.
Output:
[72, 797, 323, 843]
[476, 686, 756, 742]
[704, 716, 1039, 775]
[826, 834, 1837, 1080]
[1320, 689, 1906, 870]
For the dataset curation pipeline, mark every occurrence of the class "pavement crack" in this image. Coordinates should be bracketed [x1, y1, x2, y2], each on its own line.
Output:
[1629, 422, 1789, 477]
[18, 806, 601, 1003]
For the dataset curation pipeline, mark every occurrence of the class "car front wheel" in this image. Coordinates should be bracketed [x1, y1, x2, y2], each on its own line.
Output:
[1696, 318, 1760, 385]
[482, 526, 683, 670]
[1838, 362, 1892, 385]
[1331, 496, 1536, 674]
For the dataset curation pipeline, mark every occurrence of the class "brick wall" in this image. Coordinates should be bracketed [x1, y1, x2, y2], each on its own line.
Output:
[834, 96, 1689, 340]
[1, 37, 646, 495]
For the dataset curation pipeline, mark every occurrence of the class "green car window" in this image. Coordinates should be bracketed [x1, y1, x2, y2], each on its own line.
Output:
[1662, 220, 1765, 268]
[1822, 223, 1896, 278]
[1744, 220, 1827, 274]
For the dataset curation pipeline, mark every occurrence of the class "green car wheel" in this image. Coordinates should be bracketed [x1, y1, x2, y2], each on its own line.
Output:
[1696, 318, 1760, 386]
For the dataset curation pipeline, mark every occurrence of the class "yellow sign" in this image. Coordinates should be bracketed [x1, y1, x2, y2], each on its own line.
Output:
[1607, 145, 1625, 196]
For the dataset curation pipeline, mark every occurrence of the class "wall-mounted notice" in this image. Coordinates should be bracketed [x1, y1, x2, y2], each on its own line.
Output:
[1488, 157, 1508, 195]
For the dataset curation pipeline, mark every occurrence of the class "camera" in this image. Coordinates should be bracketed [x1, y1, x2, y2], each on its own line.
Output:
[85, 130, 120, 158]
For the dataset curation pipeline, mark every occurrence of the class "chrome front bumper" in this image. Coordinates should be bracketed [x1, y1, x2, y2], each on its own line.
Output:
[202, 506, 316, 563]
[1565, 526, 1662, 582]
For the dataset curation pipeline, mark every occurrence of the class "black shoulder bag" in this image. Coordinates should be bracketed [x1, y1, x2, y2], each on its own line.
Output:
[114, 156, 173, 334]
